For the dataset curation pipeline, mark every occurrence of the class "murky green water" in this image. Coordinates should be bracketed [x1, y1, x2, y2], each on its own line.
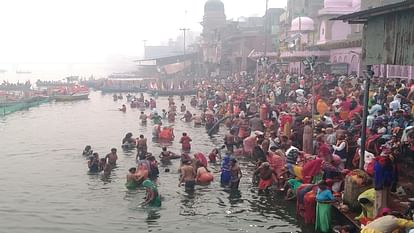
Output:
[0, 91, 312, 233]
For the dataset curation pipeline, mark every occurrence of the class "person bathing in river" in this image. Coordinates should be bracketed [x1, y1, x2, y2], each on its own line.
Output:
[152, 122, 162, 138]
[230, 158, 242, 190]
[178, 159, 196, 191]
[88, 152, 100, 173]
[224, 129, 236, 153]
[139, 111, 147, 124]
[125, 167, 139, 189]
[179, 132, 192, 152]
[151, 112, 162, 124]
[83, 145, 93, 157]
[136, 135, 148, 161]
[105, 148, 118, 167]
[255, 162, 273, 195]
[146, 155, 159, 182]
[161, 109, 167, 119]
[180, 103, 186, 113]
[167, 110, 176, 122]
[196, 161, 214, 185]
[119, 104, 126, 112]
[149, 98, 156, 109]
[141, 179, 161, 207]
[220, 153, 232, 187]
[159, 147, 176, 163]
[208, 148, 222, 163]
[193, 114, 202, 126]
[182, 110, 192, 122]
[99, 158, 111, 176]
[122, 132, 136, 145]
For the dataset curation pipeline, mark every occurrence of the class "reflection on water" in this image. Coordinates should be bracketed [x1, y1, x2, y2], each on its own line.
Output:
[0, 91, 310, 233]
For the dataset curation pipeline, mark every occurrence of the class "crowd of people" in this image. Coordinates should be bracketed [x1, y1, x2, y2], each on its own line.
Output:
[83, 69, 414, 232]
[0, 80, 31, 91]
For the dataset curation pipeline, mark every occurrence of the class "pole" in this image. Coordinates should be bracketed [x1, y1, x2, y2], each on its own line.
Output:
[264, 0, 269, 57]
[359, 65, 372, 169]
[180, 28, 190, 76]
[142, 40, 147, 58]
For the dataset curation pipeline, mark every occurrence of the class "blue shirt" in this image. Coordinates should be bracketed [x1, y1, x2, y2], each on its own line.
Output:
[316, 188, 335, 202]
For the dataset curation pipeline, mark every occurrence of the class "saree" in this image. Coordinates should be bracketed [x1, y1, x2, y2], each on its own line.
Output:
[315, 202, 332, 233]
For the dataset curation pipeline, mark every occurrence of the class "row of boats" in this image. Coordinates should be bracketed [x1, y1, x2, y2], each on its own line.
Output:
[0, 85, 90, 116]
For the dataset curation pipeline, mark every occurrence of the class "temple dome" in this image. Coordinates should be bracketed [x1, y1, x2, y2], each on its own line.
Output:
[204, 0, 224, 12]
[291, 17, 314, 31]
[324, 0, 352, 8]
[352, 0, 361, 8]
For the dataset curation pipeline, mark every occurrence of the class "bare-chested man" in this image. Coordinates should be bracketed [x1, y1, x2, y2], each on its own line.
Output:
[178, 160, 196, 191]
[105, 148, 118, 167]
[224, 129, 236, 152]
[230, 158, 242, 189]
[139, 111, 147, 124]
[136, 135, 148, 161]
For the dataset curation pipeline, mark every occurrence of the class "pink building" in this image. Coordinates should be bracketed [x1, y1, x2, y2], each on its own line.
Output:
[280, 0, 363, 75]
[280, 0, 414, 78]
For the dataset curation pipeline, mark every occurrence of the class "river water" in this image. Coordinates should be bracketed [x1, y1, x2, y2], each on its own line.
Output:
[0, 91, 313, 233]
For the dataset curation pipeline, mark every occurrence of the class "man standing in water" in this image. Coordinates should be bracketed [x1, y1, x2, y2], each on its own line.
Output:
[136, 135, 148, 161]
[178, 160, 196, 191]
[224, 129, 236, 153]
[105, 148, 118, 167]
[139, 111, 147, 124]
[230, 158, 242, 189]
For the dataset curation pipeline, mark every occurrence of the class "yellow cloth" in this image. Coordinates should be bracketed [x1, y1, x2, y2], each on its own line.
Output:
[356, 188, 375, 220]
[291, 165, 303, 180]
[361, 216, 414, 233]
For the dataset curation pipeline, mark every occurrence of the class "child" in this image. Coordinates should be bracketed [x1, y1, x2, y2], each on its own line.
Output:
[179, 132, 192, 152]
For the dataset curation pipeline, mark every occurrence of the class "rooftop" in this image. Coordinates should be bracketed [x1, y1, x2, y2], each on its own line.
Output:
[331, 0, 414, 23]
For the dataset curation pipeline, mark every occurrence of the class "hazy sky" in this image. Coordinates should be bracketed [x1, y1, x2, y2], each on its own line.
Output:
[0, 0, 287, 64]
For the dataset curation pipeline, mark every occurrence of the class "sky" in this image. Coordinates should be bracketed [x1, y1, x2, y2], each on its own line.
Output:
[0, 0, 286, 80]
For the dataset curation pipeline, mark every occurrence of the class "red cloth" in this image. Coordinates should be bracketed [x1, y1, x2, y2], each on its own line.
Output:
[303, 190, 317, 224]
[318, 143, 331, 160]
[258, 178, 272, 190]
[349, 105, 362, 119]
[302, 158, 323, 183]
[180, 136, 192, 150]
[194, 152, 208, 167]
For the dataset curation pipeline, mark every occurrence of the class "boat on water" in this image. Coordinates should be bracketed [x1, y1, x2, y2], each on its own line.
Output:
[147, 89, 197, 96]
[98, 76, 154, 93]
[100, 86, 147, 93]
[50, 85, 90, 101]
[54, 92, 89, 101]
[0, 95, 50, 116]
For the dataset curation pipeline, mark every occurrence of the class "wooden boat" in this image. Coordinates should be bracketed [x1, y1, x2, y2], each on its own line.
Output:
[1, 96, 49, 116]
[100, 86, 147, 93]
[147, 89, 197, 96]
[54, 92, 89, 101]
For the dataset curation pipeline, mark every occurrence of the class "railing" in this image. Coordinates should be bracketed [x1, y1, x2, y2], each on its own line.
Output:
[280, 50, 330, 58]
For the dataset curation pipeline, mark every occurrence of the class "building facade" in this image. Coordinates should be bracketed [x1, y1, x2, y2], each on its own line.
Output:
[279, 0, 364, 75]
[201, 0, 284, 76]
